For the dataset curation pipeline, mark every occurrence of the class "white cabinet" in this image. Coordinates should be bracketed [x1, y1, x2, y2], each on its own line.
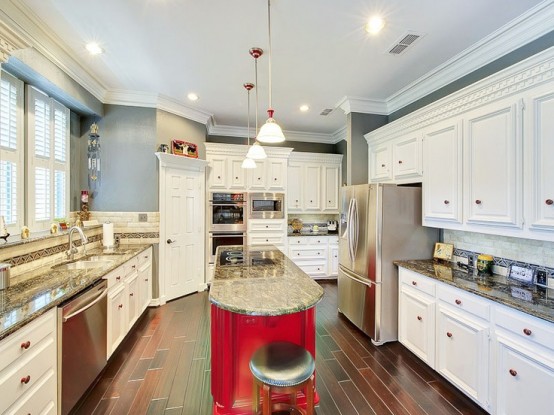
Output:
[464, 99, 522, 229]
[422, 120, 463, 225]
[207, 155, 246, 190]
[527, 87, 554, 232]
[229, 157, 247, 189]
[393, 134, 422, 181]
[107, 279, 126, 357]
[369, 142, 392, 182]
[248, 158, 287, 191]
[398, 271, 436, 368]
[288, 235, 338, 279]
[328, 237, 339, 277]
[287, 152, 342, 214]
[0, 309, 57, 415]
[248, 219, 287, 252]
[138, 247, 153, 314]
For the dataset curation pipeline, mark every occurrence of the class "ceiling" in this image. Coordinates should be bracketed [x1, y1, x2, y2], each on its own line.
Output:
[3, 0, 552, 141]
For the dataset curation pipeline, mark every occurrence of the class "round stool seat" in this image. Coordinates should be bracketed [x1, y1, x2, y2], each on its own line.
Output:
[250, 342, 315, 387]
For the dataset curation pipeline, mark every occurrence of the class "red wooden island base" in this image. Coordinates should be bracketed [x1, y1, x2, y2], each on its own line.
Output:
[210, 304, 319, 415]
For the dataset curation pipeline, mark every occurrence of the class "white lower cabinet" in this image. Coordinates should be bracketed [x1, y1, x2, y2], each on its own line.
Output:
[288, 235, 338, 279]
[328, 243, 338, 277]
[398, 266, 554, 414]
[0, 308, 57, 415]
[248, 219, 287, 252]
[107, 280, 126, 358]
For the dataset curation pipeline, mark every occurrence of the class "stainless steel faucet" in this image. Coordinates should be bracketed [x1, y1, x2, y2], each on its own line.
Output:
[66, 226, 88, 260]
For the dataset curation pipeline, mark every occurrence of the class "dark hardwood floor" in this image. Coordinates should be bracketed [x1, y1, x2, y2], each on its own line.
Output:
[75, 282, 487, 415]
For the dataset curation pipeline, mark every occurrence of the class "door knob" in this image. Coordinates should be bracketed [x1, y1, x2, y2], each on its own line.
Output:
[167, 239, 176, 244]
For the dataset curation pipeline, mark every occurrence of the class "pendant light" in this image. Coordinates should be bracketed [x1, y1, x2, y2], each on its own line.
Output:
[257, 0, 286, 143]
[246, 47, 267, 160]
[241, 82, 257, 169]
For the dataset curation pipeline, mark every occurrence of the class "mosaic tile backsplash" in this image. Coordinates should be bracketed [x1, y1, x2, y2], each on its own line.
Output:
[443, 229, 554, 280]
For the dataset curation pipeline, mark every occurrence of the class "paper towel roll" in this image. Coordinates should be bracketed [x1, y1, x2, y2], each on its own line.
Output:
[103, 223, 114, 247]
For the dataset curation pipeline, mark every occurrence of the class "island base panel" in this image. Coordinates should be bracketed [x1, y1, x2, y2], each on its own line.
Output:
[211, 305, 319, 414]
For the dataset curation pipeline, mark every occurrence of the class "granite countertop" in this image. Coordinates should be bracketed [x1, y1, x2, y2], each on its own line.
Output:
[395, 259, 554, 324]
[0, 244, 151, 341]
[209, 245, 324, 316]
[287, 232, 339, 237]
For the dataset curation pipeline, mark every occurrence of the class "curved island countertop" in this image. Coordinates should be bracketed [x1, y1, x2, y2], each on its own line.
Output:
[209, 245, 324, 316]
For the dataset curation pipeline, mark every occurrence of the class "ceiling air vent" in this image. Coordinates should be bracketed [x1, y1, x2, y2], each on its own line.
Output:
[387, 32, 424, 55]
[320, 108, 333, 116]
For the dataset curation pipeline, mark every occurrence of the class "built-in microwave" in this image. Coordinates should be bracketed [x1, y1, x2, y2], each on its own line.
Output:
[249, 192, 285, 219]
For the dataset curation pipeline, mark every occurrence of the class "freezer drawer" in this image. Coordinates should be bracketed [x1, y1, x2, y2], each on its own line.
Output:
[337, 267, 376, 340]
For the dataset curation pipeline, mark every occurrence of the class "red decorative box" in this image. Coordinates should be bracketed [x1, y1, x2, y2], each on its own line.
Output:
[171, 140, 198, 158]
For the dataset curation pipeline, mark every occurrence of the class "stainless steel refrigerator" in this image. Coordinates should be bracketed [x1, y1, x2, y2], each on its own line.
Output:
[338, 184, 439, 345]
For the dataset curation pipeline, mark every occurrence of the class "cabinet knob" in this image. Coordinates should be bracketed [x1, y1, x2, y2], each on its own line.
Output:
[116, 276, 121, 281]
[167, 239, 175, 244]
[235, 176, 238, 180]
[257, 177, 261, 180]
[144, 255, 149, 259]
[217, 176, 221, 179]
[546, 199, 553, 205]
[118, 304, 123, 309]
[130, 293, 134, 297]
[295, 199, 299, 202]
[509, 369, 517, 377]
[266, 225, 269, 228]
[417, 316, 422, 321]
[297, 253, 300, 256]
[310, 200, 313, 203]
[398, 160, 403, 164]
[475, 200, 482, 205]
[412, 281, 417, 286]
[266, 239, 269, 242]
[145, 279, 149, 282]
[381, 164, 385, 168]
[455, 299, 462, 305]
[523, 328, 532, 336]
[317, 252, 320, 255]
[20, 341, 31, 350]
[132, 265, 136, 269]
[274, 178, 277, 181]
[446, 332, 453, 338]
[20, 375, 31, 384]
[444, 200, 450, 205]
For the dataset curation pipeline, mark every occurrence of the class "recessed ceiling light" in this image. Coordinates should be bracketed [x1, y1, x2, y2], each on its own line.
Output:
[365, 16, 385, 35]
[300, 105, 309, 112]
[85, 42, 103, 55]
[187, 93, 199, 101]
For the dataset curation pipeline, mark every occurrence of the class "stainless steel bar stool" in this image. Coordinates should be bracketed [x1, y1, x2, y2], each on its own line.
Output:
[249, 341, 315, 415]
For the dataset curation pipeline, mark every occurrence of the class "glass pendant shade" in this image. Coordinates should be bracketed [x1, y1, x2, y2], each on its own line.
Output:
[246, 141, 267, 159]
[241, 157, 257, 169]
[257, 117, 285, 143]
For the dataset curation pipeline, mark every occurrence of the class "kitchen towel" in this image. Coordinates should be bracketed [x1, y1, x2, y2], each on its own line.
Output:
[103, 222, 114, 247]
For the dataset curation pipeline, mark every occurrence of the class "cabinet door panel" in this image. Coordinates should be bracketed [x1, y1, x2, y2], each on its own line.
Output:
[287, 164, 303, 211]
[394, 135, 421, 180]
[370, 144, 392, 182]
[323, 165, 340, 211]
[267, 159, 286, 190]
[437, 305, 489, 406]
[208, 157, 226, 189]
[529, 91, 554, 230]
[398, 286, 435, 367]
[423, 121, 462, 224]
[495, 335, 554, 415]
[229, 158, 247, 189]
[248, 159, 266, 190]
[465, 101, 522, 228]
[304, 166, 321, 210]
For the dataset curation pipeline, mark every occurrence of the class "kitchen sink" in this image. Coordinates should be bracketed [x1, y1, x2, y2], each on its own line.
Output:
[54, 260, 114, 271]
[86, 255, 121, 262]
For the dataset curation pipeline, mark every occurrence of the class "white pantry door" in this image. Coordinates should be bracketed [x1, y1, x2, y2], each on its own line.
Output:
[157, 153, 207, 304]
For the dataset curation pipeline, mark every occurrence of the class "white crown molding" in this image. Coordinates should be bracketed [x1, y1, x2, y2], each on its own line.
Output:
[0, 19, 29, 62]
[336, 96, 388, 115]
[365, 46, 554, 145]
[3, 0, 107, 102]
[157, 94, 213, 125]
[155, 152, 208, 171]
[204, 142, 294, 158]
[289, 151, 343, 164]
[386, 1, 554, 114]
[331, 126, 347, 143]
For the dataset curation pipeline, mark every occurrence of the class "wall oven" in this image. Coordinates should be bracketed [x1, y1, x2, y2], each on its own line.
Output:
[208, 232, 247, 263]
[249, 192, 285, 219]
[209, 192, 247, 232]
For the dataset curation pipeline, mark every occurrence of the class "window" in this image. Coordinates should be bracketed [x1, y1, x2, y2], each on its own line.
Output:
[0, 70, 24, 232]
[26, 86, 70, 231]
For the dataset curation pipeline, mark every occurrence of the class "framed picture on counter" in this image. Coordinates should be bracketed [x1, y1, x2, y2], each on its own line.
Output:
[433, 242, 454, 261]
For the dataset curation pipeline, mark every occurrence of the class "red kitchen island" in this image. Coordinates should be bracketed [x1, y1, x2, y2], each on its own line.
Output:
[209, 245, 324, 415]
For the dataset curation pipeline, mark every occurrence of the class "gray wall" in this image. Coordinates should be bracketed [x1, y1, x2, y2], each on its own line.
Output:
[335, 139, 347, 186]
[157, 110, 207, 159]
[347, 113, 387, 185]
[207, 135, 338, 154]
[84, 105, 158, 211]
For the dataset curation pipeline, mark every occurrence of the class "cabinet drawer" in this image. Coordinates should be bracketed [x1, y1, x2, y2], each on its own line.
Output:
[495, 304, 554, 351]
[0, 309, 55, 374]
[0, 331, 56, 414]
[289, 237, 309, 245]
[249, 220, 285, 232]
[104, 265, 125, 289]
[5, 367, 56, 415]
[399, 268, 435, 297]
[296, 262, 327, 277]
[249, 235, 285, 245]
[289, 248, 327, 259]
[437, 283, 490, 320]
[124, 256, 138, 276]
[328, 236, 339, 245]
[138, 247, 152, 267]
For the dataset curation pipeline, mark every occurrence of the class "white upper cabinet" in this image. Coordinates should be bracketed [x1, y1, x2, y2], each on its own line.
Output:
[208, 155, 227, 189]
[287, 152, 343, 214]
[369, 142, 392, 182]
[267, 159, 287, 190]
[248, 159, 267, 190]
[422, 120, 463, 225]
[464, 98, 522, 229]
[393, 134, 422, 181]
[229, 157, 247, 189]
[527, 85, 554, 232]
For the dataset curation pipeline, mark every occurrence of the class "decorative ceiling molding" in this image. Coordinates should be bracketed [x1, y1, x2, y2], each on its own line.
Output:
[336, 96, 388, 115]
[385, 1, 554, 114]
[289, 151, 342, 164]
[331, 126, 347, 143]
[204, 142, 294, 158]
[0, 19, 29, 63]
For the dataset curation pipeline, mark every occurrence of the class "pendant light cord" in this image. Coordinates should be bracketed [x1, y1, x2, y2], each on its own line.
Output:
[247, 88, 251, 146]
[255, 58, 259, 134]
[267, 0, 272, 112]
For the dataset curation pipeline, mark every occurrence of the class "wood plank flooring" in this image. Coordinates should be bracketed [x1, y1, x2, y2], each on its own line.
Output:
[74, 282, 487, 415]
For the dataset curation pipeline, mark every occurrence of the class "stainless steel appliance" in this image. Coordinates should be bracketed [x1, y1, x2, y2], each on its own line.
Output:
[338, 184, 438, 345]
[209, 192, 247, 232]
[208, 232, 247, 263]
[249, 192, 284, 219]
[58, 280, 108, 415]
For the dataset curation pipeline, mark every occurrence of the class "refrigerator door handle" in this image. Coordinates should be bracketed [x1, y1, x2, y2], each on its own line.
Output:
[340, 265, 372, 287]
[346, 198, 354, 262]
[351, 198, 359, 260]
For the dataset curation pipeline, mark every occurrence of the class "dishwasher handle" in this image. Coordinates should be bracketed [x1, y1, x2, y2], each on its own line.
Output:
[63, 286, 108, 323]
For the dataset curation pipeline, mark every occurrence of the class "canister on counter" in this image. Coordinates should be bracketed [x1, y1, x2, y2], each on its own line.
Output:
[477, 254, 494, 275]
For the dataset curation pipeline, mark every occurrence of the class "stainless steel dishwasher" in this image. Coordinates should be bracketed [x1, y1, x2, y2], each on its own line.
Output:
[58, 279, 108, 415]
